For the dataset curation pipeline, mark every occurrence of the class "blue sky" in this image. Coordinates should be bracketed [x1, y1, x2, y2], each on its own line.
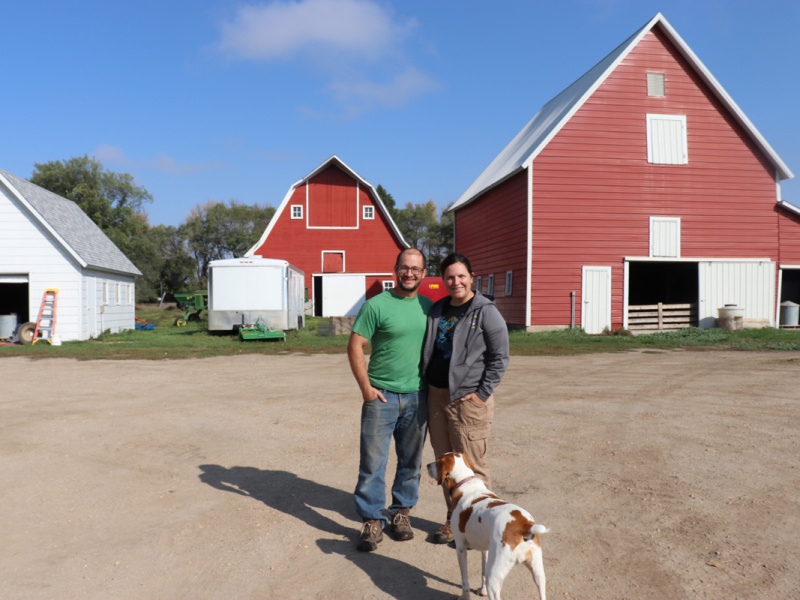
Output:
[3, 0, 799, 226]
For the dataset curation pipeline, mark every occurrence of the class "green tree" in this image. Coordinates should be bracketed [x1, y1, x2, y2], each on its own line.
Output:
[423, 207, 454, 275]
[30, 156, 159, 301]
[181, 200, 275, 284]
[375, 184, 397, 219]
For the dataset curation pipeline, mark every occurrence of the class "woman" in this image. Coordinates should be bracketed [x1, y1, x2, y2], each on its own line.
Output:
[422, 252, 510, 544]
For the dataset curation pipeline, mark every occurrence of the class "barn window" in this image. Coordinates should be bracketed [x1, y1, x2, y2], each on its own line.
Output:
[487, 274, 495, 296]
[102, 281, 109, 305]
[647, 114, 687, 165]
[650, 217, 681, 258]
[647, 72, 665, 97]
[475, 276, 482, 293]
[363, 205, 374, 220]
[505, 271, 513, 296]
[383, 280, 394, 291]
[116, 283, 121, 305]
[291, 205, 303, 219]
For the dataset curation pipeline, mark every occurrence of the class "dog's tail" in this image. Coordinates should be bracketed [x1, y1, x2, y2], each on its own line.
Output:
[525, 523, 549, 541]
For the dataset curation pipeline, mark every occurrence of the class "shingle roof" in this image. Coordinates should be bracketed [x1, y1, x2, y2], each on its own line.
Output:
[0, 169, 142, 276]
[450, 13, 793, 211]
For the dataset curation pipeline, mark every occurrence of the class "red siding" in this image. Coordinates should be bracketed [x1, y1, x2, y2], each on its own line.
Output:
[778, 206, 800, 264]
[457, 27, 783, 329]
[456, 171, 529, 325]
[253, 164, 405, 297]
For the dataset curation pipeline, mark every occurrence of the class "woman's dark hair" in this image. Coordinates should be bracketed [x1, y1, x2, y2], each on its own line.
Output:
[440, 252, 473, 275]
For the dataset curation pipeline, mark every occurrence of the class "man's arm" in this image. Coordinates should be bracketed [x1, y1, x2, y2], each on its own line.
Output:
[347, 332, 387, 403]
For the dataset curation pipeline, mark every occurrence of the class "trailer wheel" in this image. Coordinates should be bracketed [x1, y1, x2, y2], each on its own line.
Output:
[17, 322, 36, 345]
[174, 317, 187, 327]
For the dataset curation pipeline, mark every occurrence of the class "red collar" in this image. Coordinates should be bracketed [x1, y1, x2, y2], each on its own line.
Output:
[451, 475, 478, 491]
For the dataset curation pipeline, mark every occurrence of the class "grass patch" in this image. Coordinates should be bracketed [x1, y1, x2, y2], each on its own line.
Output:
[2, 305, 800, 360]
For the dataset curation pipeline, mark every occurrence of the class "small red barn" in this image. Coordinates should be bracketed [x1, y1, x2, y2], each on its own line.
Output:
[247, 156, 408, 316]
[450, 13, 798, 333]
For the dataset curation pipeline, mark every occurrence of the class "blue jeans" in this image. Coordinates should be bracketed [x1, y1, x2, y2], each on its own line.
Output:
[354, 389, 428, 523]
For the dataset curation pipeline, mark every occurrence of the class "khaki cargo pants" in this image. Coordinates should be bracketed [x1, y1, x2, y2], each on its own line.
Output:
[427, 385, 495, 490]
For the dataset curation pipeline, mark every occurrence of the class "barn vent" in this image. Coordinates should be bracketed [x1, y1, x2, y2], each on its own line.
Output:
[647, 72, 665, 97]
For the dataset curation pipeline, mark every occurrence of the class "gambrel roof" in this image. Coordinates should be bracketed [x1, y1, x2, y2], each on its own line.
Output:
[0, 169, 141, 276]
[451, 12, 794, 211]
[246, 154, 408, 255]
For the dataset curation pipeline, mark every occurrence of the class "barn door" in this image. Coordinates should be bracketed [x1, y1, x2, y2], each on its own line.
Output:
[582, 266, 611, 334]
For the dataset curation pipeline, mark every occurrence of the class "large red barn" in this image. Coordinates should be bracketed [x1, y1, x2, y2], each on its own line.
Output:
[247, 156, 409, 316]
[450, 13, 798, 333]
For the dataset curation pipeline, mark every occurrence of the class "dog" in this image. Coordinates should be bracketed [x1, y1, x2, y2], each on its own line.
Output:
[427, 452, 548, 600]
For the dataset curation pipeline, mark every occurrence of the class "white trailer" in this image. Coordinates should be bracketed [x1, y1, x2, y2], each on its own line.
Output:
[207, 257, 305, 332]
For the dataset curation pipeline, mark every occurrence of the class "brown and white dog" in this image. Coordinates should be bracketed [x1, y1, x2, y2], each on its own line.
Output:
[427, 452, 548, 600]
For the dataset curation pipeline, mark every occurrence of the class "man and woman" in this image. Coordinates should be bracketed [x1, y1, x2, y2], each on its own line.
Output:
[347, 249, 509, 551]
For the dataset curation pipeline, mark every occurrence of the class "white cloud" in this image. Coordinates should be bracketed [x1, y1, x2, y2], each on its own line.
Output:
[215, 0, 437, 113]
[93, 145, 223, 176]
[217, 0, 412, 61]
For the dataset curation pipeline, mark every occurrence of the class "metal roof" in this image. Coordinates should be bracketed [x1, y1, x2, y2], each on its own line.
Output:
[450, 13, 794, 211]
[0, 169, 142, 276]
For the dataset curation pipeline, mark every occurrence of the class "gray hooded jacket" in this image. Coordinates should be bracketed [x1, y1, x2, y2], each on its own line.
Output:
[421, 291, 510, 402]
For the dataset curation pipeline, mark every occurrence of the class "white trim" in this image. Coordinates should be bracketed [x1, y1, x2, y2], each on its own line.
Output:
[363, 205, 375, 220]
[382, 280, 394, 291]
[526, 165, 533, 327]
[646, 114, 687, 165]
[626, 256, 771, 263]
[623, 260, 630, 329]
[779, 264, 800, 269]
[290, 204, 303, 219]
[649, 216, 681, 258]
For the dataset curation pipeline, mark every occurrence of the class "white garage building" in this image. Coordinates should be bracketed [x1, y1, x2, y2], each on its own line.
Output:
[0, 169, 141, 342]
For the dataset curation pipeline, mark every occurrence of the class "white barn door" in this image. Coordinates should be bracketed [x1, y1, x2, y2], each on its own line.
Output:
[698, 261, 775, 328]
[582, 266, 611, 334]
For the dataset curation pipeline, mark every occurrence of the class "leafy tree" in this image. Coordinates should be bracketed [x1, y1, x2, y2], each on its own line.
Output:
[424, 207, 454, 275]
[148, 225, 196, 300]
[375, 184, 397, 219]
[31, 156, 152, 231]
[394, 200, 438, 253]
[181, 200, 275, 284]
[30, 156, 159, 301]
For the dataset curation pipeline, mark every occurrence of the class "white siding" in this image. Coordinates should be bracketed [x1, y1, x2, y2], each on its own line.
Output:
[1, 185, 136, 341]
[698, 261, 775, 328]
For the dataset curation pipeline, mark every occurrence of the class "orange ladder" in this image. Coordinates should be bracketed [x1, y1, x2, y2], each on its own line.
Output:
[32, 289, 58, 345]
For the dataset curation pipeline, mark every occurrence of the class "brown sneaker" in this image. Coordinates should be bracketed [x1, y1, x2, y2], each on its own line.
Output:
[432, 519, 453, 544]
[390, 508, 414, 541]
[357, 519, 383, 552]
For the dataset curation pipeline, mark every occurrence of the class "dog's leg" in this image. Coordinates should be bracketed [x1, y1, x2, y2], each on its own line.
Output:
[523, 548, 547, 600]
[484, 549, 514, 600]
[455, 543, 472, 600]
[478, 550, 488, 597]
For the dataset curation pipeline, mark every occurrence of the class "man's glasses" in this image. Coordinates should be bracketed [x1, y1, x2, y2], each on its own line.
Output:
[397, 266, 424, 274]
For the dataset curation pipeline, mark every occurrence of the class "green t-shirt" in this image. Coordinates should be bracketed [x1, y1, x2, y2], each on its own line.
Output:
[352, 290, 433, 393]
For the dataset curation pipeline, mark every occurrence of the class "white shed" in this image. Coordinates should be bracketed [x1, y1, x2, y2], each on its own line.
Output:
[0, 169, 142, 342]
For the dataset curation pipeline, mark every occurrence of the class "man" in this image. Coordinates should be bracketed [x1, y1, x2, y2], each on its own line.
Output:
[347, 248, 432, 552]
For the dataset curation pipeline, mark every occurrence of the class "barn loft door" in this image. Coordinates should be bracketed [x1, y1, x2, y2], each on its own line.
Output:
[322, 252, 344, 273]
[582, 266, 611, 334]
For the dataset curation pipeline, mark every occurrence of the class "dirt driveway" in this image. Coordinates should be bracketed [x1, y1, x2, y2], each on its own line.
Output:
[1, 351, 798, 599]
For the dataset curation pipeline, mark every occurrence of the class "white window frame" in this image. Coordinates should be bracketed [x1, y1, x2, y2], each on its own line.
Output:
[382, 280, 394, 291]
[116, 282, 121, 305]
[363, 205, 374, 220]
[475, 276, 482, 294]
[505, 270, 513, 296]
[291, 205, 303, 219]
[127, 284, 133, 305]
[487, 274, 495, 296]
[650, 216, 681, 258]
[646, 114, 688, 165]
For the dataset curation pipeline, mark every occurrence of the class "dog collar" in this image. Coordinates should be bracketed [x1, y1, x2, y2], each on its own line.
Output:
[451, 475, 478, 491]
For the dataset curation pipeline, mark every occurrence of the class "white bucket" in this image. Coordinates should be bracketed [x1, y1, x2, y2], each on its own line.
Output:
[50, 335, 62, 346]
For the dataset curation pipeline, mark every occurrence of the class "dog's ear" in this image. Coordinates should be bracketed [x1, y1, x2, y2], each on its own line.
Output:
[435, 455, 448, 485]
